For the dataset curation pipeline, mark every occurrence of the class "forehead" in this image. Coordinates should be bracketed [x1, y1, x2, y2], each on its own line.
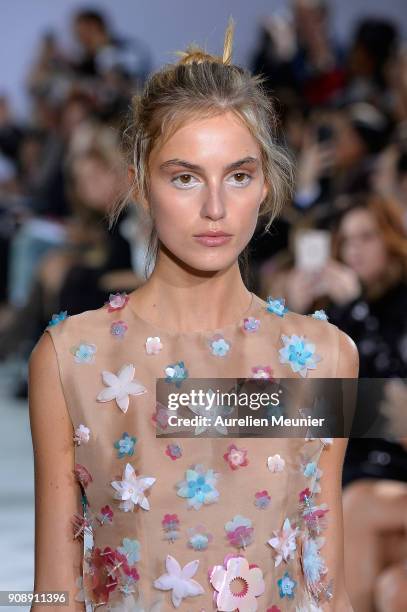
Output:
[150, 111, 261, 164]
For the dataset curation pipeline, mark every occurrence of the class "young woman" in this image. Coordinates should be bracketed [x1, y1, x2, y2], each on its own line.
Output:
[29, 21, 358, 612]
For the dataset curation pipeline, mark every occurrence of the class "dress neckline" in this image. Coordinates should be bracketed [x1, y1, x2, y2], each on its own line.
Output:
[126, 291, 262, 337]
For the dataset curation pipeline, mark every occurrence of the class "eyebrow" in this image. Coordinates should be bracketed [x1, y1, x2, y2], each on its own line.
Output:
[159, 156, 260, 172]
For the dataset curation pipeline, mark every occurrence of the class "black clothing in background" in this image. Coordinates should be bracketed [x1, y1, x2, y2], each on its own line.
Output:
[327, 280, 407, 485]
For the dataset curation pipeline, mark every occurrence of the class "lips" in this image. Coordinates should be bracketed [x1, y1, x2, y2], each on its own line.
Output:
[193, 231, 233, 247]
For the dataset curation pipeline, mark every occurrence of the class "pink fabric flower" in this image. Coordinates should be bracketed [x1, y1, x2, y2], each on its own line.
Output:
[223, 444, 249, 470]
[107, 292, 129, 312]
[97, 505, 114, 525]
[111, 320, 128, 339]
[74, 463, 93, 488]
[268, 517, 299, 566]
[210, 555, 265, 611]
[251, 365, 273, 379]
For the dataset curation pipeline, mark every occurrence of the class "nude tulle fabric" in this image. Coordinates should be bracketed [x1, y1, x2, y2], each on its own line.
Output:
[45, 293, 340, 611]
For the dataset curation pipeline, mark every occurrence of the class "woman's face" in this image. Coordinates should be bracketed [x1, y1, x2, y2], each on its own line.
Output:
[145, 111, 268, 272]
[339, 207, 389, 284]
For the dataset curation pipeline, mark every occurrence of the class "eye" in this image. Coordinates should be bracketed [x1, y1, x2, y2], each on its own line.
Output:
[228, 172, 252, 187]
[171, 173, 199, 189]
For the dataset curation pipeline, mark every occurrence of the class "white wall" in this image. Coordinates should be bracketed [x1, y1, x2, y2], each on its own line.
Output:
[0, 0, 406, 117]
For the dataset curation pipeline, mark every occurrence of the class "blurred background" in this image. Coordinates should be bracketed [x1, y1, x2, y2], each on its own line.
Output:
[0, 1, 406, 610]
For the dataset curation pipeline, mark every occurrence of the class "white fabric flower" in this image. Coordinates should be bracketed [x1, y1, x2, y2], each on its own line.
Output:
[73, 424, 90, 445]
[97, 363, 147, 413]
[267, 454, 285, 472]
[153, 554, 205, 608]
[210, 555, 265, 611]
[268, 517, 299, 566]
[145, 336, 163, 355]
[111, 462, 155, 512]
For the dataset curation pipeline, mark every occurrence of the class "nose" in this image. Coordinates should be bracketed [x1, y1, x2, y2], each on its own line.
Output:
[200, 183, 226, 221]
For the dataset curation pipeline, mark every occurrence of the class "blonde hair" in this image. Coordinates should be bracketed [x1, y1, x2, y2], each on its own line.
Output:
[113, 18, 294, 274]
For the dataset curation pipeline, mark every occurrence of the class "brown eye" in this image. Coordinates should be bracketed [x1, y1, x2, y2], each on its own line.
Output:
[179, 174, 191, 183]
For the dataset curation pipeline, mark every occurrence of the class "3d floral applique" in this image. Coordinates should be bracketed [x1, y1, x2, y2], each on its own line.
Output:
[304, 433, 334, 448]
[301, 536, 328, 597]
[266, 296, 288, 317]
[164, 361, 188, 388]
[251, 366, 274, 379]
[223, 443, 249, 470]
[114, 432, 137, 458]
[111, 320, 128, 339]
[254, 490, 271, 509]
[111, 462, 156, 512]
[153, 555, 205, 608]
[267, 454, 285, 473]
[74, 463, 93, 488]
[152, 401, 171, 432]
[242, 317, 260, 333]
[145, 336, 163, 355]
[279, 334, 322, 377]
[83, 545, 140, 605]
[166, 443, 182, 460]
[97, 505, 114, 525]
[295, 602, 324, 612]
[187, 525, 213, 551]
[162, 514, 181, 543]
[225, 515, 254, 549]
[188, 388, 234, 435]
[97, 364, 147, 413]
[73, 424, 90, 445]
[117, 537, 141, 565]
[48, 310, 68, 327]
[277, 571, 297, 599]
[299, 489, 330, 534]
[71, 342, 97, 364]
[176, 464, 220, 510]
[310, 309, 329, 321]
[209, 554, 265, 611]
[268, 518, 299, 566]
[303, 461, 318, 478]
[107, 292, 129, 312]
[209, 334, 231, 357]
[72, 511, 93, 541]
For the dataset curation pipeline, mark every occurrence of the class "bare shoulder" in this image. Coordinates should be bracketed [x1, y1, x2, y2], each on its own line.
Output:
[335, 327, 359, 377]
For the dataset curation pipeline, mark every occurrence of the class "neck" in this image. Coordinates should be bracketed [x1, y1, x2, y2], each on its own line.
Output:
[129, 248, 252, 333]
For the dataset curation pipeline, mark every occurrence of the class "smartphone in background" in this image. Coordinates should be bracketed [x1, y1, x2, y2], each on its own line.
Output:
[294, 229, 331, 272]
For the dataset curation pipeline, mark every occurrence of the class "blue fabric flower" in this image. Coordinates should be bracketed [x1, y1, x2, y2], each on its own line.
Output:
[311, 309, 328, 321]
[164, 361, 188, 387]
[277, 571, 297, 599]
[304, 461, 317, 477]
[114, 432, 137, 458]
[117, 537, 140, 564]
[302, 537, 327, 585]
[48, 311, 68, 327]
[279, 334, 321, 377]
[266, 296, 288, 317]
[176, 465, 219, 510]
[72, 342, 97, 364]
[209, 335, 231, 357]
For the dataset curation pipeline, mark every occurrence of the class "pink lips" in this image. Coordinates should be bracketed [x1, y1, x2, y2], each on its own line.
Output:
[193, 230, 233, 247]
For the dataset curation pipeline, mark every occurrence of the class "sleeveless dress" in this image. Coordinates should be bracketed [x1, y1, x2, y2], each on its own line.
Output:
[45, 293, 340, 612]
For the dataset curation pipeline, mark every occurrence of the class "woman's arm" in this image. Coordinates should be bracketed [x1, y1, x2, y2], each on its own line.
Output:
[28, 332, 85, 611]
[317, 330, 359, 611]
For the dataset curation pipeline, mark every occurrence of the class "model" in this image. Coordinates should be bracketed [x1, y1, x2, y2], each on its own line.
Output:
[29, 19, 359, 612]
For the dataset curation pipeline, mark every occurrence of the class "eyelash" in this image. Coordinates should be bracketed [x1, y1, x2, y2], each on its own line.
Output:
[171, 172, 252, 189]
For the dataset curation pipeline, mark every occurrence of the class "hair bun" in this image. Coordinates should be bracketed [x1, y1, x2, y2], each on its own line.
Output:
[174, 16, 235, 66]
